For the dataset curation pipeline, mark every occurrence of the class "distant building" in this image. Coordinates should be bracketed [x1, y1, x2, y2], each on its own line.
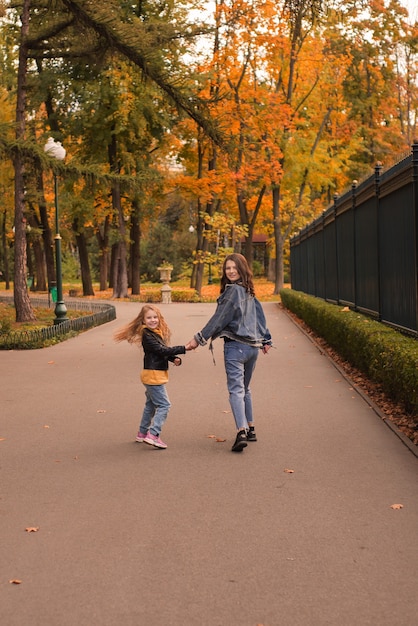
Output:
[239, 233, 269, 273]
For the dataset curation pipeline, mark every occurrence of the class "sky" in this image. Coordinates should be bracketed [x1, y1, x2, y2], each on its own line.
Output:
[401, 0, 417, 21]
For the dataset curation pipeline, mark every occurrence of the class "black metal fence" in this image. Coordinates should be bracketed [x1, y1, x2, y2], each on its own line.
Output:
[0, 297, 116, 349]
[290, 143, 418, 336]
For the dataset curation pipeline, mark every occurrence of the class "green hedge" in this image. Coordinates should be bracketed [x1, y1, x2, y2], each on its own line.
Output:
[280, 289, 418, 416]
[137, 289, 202, 303]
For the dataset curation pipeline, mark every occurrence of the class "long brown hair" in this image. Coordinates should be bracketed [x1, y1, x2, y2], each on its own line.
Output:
[113, 304, 171, 345]
[220, 253, 255, 296]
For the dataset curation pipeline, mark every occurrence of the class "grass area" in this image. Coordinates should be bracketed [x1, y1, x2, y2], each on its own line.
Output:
[0, 301, 92, 334]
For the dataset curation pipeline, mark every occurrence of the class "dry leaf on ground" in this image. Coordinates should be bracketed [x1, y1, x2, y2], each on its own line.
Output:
[284, 468, 295, 473]
[25, 527, 39, 533]
[390, 503, 403, 510]
[9, 579, 22, 584]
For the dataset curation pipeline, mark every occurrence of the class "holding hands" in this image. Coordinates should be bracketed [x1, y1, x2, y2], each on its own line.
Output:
[185, 338, 198, 351]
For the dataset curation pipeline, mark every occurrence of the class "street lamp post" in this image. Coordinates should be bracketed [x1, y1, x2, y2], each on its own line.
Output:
[44, 137, 68, 324]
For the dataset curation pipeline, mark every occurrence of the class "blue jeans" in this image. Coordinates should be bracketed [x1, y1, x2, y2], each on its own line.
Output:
[139, 384, 171, 436]
[224, 341, 259, 430]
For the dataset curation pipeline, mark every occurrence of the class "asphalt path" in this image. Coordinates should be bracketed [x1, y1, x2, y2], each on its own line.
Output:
[1, 301, 418, 626]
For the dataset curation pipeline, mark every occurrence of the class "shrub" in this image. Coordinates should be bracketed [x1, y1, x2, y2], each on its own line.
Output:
[280, 289, 418, 416]
[171, 289, 201, 303]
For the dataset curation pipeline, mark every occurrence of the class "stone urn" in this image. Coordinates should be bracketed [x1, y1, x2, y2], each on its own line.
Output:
[157, 265, 173, 284]
[157, 265, 173, 303]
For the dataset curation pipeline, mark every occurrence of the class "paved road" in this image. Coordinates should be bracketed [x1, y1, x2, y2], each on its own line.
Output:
[2, 301, 418, 626]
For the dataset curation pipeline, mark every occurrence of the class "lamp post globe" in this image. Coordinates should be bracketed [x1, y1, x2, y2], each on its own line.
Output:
[44, 138, 68, 324]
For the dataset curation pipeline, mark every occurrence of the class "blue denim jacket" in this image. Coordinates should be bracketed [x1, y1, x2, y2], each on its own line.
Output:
[195, 284, 272, 348]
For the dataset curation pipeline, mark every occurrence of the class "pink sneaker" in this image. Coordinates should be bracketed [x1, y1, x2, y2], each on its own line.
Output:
[135, 432, 147, 443]
[144, 432, 167, 449]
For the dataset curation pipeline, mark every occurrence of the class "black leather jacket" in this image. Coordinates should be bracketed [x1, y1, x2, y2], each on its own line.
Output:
[142, 328, 185, 371]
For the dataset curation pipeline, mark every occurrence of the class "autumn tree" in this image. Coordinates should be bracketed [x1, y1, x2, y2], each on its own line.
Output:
[13, 0, 36, 321]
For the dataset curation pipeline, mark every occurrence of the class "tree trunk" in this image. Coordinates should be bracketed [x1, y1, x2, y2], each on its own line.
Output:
[27, 204, 47, 291]
[26, 239, 34, 291]
[130, 200, 141, 295]
[1, 211, 10, 289]
[109, 243, 117, 289]
[96, 215, 110, 291]
[108, 134, 128, 298]
[73, 218, 94, 296]
[33, 240, 47, 291]
[31, 234, 47, 291]
[190, 198, 205, 292]
[272, 186, 284, 294]
[112, 239, 128, 298]
[192, 137, 217, 295]
[13, 0, 35, 322]
[37, 169, 56, 288]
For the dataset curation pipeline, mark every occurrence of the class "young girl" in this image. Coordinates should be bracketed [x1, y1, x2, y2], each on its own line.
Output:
[114, 305, 188, 449]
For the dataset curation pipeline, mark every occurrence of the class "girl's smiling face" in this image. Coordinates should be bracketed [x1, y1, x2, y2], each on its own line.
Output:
[225, 260, 240, 283]
[144, 309, 160, 330]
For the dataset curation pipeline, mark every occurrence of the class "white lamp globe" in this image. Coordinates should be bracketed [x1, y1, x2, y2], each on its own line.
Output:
[44, 137, 66, 161]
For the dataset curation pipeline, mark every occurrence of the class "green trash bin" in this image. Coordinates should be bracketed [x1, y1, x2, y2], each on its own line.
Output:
[50, 286, 57, 303]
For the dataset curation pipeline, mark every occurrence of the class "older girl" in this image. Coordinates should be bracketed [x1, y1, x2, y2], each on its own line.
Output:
[187, 254, 272, 453]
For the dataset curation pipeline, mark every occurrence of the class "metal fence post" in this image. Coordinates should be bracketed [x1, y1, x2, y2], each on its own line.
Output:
[352, 180, 358, 309]
[412, 142, 418, 332]
[375, 161, 383, 321]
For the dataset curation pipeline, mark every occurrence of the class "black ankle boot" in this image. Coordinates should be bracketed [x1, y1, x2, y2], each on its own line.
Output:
[247, 426, 257, 442]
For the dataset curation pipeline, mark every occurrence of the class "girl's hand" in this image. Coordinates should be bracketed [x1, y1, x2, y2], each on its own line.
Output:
[186, 338, 198, 351]
[173, 357, 181, 366]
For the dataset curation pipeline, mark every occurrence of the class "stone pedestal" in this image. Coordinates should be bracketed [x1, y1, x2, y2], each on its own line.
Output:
[158, 266, 173, 304]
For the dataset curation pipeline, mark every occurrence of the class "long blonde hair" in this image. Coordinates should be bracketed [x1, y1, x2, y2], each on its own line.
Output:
[113, 304, 171, 345]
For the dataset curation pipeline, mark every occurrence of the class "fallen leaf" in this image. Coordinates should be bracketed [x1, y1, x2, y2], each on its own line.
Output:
[25, 527, 39, 533]
[43, 425, 50, 429]
[222, 410, 230, 414]
[9, 579, 22, 584]
[207, 434, 216, 439]
[390, 503, 403, 509]
[284, 468, 295, 473]
[215, 437, 226, 442]
[0, 438, 5, 442]
[341, 306, 350, 312]
[48, 360, 55, 364]
[96, 409, 106, 414]
[73, 456, 79, 461]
